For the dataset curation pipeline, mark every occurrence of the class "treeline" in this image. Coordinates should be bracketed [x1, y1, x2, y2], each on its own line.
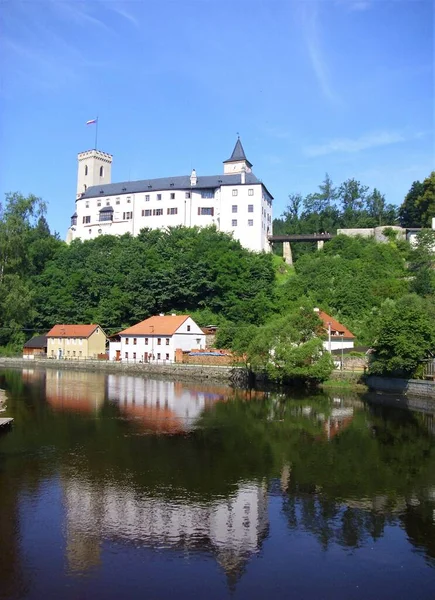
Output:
[1, 187, 435, 380]
[273, 172, 435, 260]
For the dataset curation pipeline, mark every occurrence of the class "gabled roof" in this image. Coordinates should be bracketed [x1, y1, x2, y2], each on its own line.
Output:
[316, 311, 355, 339]
[223, 138, 253, 167]
[80, 172, 263, 200]
[119, 315, 190, 336]
[47, 324, 102, 338]
[24, 335, 47, 348]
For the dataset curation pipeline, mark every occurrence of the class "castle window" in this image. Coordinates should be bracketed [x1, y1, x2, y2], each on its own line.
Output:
[153, 209, 163, 216]
[71, 214, 77, 226]
[170, 193, 175, 200]
[83, 216, 91, 224]
[145, 195, 150, 201]
[232, 205, 237, 213]
[116, 200, 120, 205]
[248, 204, 254, 213]
[100, 166, 104, 177]
[97, 201, 101, 207]
[142, 209, 152, 217]
[85, 201, 89, 208]
[248, 219, 254, 226]
[123, 212, 133, 220]
[198, 207, 214, 216]
[185, 192, 191, 199]
[127, 197, 131, 203]
[201, 191, 213, 199]
[232, 189, 238, 196]
[99, 212, 112, 222]
[248, 189, 254, 196]
[167, 208, 178, 215]
[106, 200, 110, 206]
[232, 219, 237, 227]
[89, 229, 92, 235]
[157, 194, 162, 201]
[85, 165, 88, 176]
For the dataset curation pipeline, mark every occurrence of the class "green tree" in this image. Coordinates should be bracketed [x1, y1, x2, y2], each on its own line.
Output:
[246, 308, 334, 383]
[369, 295, 435, 377]
[399, 180, 425, 227]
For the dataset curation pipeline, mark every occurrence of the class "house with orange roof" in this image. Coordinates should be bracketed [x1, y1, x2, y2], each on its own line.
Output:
[112, 314, 206, 363]
[314, 308, 355, 352]
[46, 324, 107, 360]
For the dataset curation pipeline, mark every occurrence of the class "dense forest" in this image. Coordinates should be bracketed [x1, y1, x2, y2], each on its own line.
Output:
[0, 170, 434, 379]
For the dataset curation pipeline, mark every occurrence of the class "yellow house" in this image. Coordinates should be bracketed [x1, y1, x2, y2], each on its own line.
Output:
[46, 324, 107, 360]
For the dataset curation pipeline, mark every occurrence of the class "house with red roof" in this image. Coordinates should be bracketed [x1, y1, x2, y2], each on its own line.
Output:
[314, 308, 355, 352]
[46, 324, 107, 360]
[112, 314, 206, 363]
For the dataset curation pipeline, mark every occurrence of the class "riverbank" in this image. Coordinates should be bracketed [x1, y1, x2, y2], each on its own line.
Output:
[0, 357, 249, 386]
[320, 370, 368, 392]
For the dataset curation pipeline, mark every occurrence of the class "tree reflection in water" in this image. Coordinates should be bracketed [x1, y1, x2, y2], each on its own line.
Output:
[0, 367, 434, 598]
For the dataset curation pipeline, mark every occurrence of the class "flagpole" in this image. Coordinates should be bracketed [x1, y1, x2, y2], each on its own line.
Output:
[95, 117, 99, 150]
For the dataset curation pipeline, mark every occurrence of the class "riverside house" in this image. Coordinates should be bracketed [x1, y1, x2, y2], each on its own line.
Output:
[47, 324, 107, 359]
[112, 314, 206, 363]
[314, 309, 355, 352]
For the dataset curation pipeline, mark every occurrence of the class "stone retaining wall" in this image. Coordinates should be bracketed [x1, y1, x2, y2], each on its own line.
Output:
[0, 357, 249, 386]
[366, 375, 435, 399]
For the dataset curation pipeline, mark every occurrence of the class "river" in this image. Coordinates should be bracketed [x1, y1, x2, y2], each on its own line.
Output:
[0, 367, 434, 599]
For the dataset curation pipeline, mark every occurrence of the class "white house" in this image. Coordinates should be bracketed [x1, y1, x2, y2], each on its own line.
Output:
[111, 314, 206, 363]
[314, 309, 355, 352]
[66, 138, 273, 253]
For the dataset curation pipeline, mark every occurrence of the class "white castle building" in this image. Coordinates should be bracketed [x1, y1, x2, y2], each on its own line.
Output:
[66, 138, 273, 252]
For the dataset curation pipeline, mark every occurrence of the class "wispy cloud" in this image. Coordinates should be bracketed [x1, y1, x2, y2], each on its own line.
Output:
[107, 2, 140, 28]
[50, 0, 114, 34]
[299, 2, 340, 106]
[304, 130, 425, 157]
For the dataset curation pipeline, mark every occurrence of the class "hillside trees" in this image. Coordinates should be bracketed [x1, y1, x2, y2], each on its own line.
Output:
[399, 173, 435, 228]
[33, 227, 276, 333]
[0, 193, 62, 348]
[274, 175, 398, 250]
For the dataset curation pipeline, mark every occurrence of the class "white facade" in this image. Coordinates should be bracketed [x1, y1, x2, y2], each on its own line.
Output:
[110, 315, 206, 363]
[67, 139, 273, 252]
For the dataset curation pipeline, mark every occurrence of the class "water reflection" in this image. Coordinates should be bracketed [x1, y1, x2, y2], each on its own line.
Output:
[0, 368, 434, 599]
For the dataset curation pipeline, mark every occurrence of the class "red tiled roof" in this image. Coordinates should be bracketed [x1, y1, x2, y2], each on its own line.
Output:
[119, 315, 190, 336]
[47, 324, 100, 338]
[317, 311, 355, 339]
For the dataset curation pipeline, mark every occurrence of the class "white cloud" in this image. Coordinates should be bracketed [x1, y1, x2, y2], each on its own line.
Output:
[298, 2, 340, 106]
[304, 131, 407, 157]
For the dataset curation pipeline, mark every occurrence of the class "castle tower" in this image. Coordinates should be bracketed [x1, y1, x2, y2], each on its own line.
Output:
[223, 137, 253, 174]
[76, 150, 113, 199]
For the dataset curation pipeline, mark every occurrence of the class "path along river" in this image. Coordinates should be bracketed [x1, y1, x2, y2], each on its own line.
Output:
[0, 367, 434, 599]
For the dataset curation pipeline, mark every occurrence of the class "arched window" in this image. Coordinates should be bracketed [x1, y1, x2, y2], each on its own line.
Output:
[100, 166, 104, 177]
[84, 165, 88, 176]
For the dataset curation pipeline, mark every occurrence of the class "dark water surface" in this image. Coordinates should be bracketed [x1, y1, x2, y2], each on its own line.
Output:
[0, 368, 434, 599]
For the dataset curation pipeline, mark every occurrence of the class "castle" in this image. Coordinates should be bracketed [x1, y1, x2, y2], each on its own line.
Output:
[66, 138, 273, 252]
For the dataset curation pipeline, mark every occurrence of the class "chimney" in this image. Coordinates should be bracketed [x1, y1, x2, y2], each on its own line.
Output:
[190, 168, 197, 186]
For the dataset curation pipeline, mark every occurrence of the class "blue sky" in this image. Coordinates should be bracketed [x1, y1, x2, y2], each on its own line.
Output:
[0, 0, 433, 235]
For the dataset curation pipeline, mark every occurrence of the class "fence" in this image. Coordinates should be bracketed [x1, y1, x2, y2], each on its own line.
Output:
[423, 360, 435, 380]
